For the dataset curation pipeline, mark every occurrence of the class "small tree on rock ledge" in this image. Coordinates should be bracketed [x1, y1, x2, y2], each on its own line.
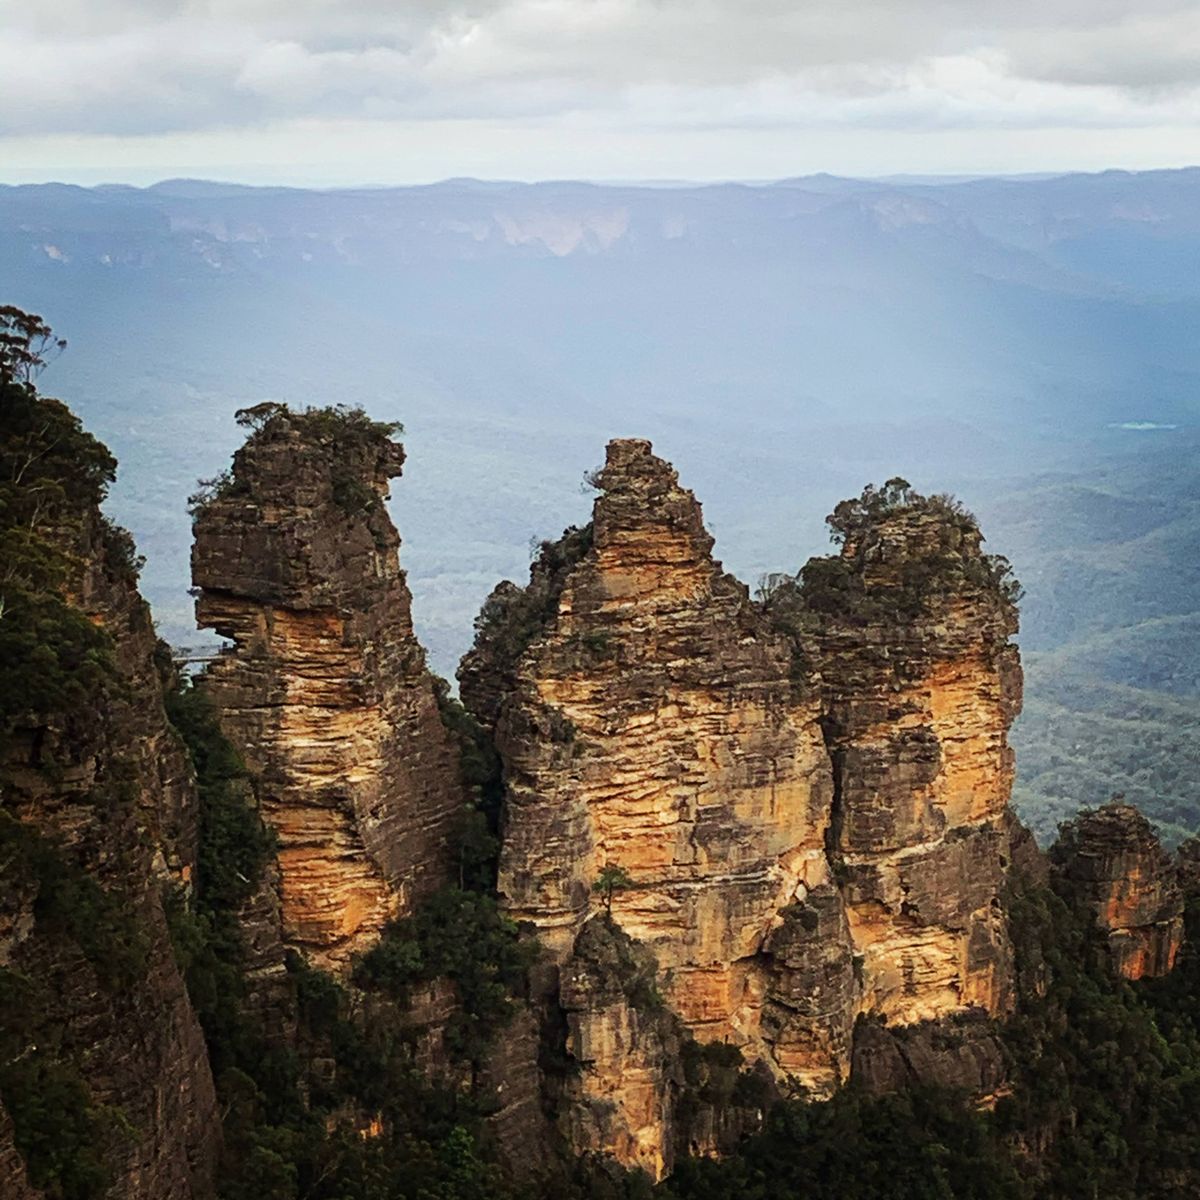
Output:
[593, 865, 634, 918]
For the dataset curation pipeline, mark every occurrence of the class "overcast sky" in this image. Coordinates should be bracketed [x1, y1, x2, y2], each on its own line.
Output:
[2, 0, 1199, 185]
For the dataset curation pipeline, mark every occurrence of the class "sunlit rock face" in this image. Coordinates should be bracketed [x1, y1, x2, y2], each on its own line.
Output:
[799, 499, 1024, 1028]
[192, 410, 464, 971]
[1053, 803, 1184, 980]
[462, 447, 1028, 1177]
[466, 440, 844, 1175]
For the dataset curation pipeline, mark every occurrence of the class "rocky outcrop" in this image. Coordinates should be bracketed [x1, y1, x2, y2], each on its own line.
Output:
[463, 455, 1027, 1175]
[469, 442, 843, 1131]
[557, 917, 686, 1179]
[794, 485, 1023, 1028]
[1, 481, 220, 1195]
[1053, 804, 1184, 979]
[850, 1010, 1008, 1100]
[191, 407, 465, 971]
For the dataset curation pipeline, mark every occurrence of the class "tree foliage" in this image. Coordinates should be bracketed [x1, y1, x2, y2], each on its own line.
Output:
[760, 479, 1022, 645]
[0, 305, 66, 386]
[593, 865, 635, 916]
[353, 887, 536, 1066]
[0, 311, 136, 745]
[0, 815, 146, 1198]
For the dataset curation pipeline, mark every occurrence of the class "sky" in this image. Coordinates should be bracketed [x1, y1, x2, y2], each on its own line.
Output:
[2, 0, 1199, 185]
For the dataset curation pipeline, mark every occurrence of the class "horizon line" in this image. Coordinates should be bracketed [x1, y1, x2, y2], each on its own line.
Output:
[4, 163, 1200, 193]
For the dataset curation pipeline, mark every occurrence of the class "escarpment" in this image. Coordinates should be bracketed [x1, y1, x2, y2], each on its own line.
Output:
[191, 406, 465, 971]
[1, 384, 220, 1197]
[462, 455, 1031, 1176]
[1052, 803, 1184, 979]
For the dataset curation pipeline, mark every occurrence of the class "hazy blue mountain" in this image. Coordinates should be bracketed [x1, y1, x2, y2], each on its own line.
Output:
[4, 168, 1199, 840]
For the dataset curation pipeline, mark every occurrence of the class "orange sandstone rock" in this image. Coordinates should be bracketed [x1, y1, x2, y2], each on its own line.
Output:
[192, 409, 465, 971]
[463, 454, 1032, 1176]
[1053, 803, 1184, 980]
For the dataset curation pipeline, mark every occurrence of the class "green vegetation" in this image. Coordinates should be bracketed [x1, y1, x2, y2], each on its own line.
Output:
[1013, 648, 1200, 847]
[212, 940, 520, 1200]
[762, 479, 1021, 633]
[0, 1013, 130, 1200]
[0, 815, 146, 1198]
[593, 865, 635, 916]
[0, 311, 125, 744]
[0, 312, 148, 1196]
[675, 1040, 772, 1134]
[756, 479, 1021, 707]
[433, 676, 504, 889]
[354, 887, 536, 1066]
[165, 682, 273, 917]
[0, 814, 148, 990]
[971, 455, 1200, 846]
[992, 872, 1200, 1196]
[162, 679, 283, 1091]
[665, 1084, 1021, 1200]
[189, 403, 403, 519]
[0, 306, 66, 386]
[464, 523, 594, 693]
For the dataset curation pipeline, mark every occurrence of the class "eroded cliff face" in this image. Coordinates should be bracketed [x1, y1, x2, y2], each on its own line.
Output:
[1, 402, 220, 1199]
[463, 453, 1028, 1177]
[1053, 804, 1184, 979]
[463, 441, 845, 1175]
[191, 409, 464, 971]
[796, 497, 1023, 1028]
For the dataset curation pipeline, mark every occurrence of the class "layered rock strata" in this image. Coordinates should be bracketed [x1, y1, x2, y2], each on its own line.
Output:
[797, 491, 1023, 1026]
[464, 440, 845, 1175]
[1053, 803, 1184, 979]
[1, 492, 220, 1197]
[192, 409, 464, 971]
[464, 451, 1027, 1176]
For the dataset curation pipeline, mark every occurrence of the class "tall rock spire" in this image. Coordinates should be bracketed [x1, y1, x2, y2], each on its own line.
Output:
[191, 406, 464, 971]
[464, 439, 845, 1175]
[796, 482, 1024, 1024]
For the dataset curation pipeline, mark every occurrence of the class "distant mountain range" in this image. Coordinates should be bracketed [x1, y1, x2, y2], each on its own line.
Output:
[4, 166, 1200, 841]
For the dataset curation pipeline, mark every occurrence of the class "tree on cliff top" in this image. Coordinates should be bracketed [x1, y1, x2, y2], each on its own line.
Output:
[826, 476, 975, 548]
[0, 309, 126, 736]
[190, 403, 406, 518]
[0, 305, 65, 387]
[232, 400, 403, 445]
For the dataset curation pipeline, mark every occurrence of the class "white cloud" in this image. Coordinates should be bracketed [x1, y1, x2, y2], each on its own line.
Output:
[1, 0, 1198, 175]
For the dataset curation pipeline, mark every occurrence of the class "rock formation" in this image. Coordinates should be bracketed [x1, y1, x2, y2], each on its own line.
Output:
[1053, 803, 1184, 979]
[794, 482, 1023, 1027]
[556, 917, 686, 1178]
[462, 451, 1025, 1175]
[191, 406, 465, 971]
[1, 390, 220, 1197]
[8, 351, 1199, 1197]
[463, 442, 843, 1148]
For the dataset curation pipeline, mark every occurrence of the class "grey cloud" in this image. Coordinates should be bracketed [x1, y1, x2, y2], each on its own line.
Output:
[1003, 13, 1200, 89]
[1, 0, 1199, 138]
